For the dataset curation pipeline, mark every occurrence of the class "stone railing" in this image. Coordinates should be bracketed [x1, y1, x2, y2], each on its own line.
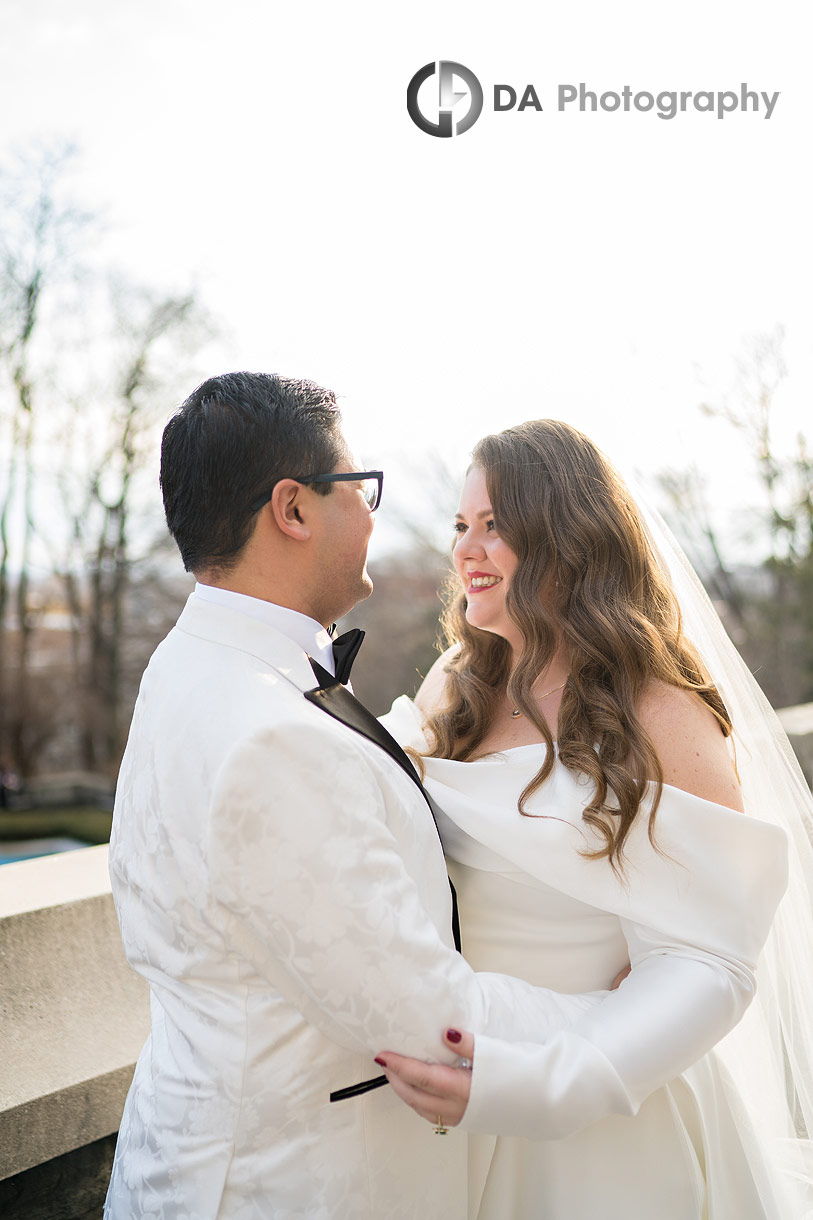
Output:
[777, 702, 813, 788]
[0, 846, 149, 1218]
[1, 704, 812, 1218]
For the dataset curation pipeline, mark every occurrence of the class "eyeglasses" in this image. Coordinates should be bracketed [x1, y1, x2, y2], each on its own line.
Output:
[250, 470, 383, 514]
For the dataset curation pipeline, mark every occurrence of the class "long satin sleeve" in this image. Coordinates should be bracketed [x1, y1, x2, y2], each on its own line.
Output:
[463, 949, 752, 1138]
[457, 783, 788, 1139]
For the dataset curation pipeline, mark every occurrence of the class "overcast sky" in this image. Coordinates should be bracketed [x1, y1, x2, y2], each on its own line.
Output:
[1, 0, 810, 558]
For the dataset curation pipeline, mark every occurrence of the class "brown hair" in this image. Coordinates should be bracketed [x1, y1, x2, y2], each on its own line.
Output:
[421, 420, 731, 871]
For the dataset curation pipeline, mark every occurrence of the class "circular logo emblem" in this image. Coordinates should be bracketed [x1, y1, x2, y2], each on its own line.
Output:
[407, 61, 484, 137]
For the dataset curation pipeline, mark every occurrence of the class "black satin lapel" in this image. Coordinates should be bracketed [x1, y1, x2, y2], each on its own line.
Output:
[304, 683, 423, 791]
[305, 674, 463, 1105]
[304, 677, 462, 956]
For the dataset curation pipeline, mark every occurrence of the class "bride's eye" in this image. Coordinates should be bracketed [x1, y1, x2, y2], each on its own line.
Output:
[453, 521, 467, 534]
[486, 519, 496, 532]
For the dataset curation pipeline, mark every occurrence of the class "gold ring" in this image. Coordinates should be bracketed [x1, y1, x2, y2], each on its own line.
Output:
[433, 1115, 448, 1135]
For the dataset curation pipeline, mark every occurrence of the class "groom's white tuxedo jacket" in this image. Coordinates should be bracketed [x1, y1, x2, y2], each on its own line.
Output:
[104, 593, 596, 1220]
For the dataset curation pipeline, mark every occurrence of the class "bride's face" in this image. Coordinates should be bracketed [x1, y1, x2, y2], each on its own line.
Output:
[453, 466, 521, 649]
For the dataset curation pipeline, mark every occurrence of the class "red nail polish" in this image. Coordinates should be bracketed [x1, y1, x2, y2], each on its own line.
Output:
[446, 1028, 462, 1044]
[374, 1056, 387, 1067]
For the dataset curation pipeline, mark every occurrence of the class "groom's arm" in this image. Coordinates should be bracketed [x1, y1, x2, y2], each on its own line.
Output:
[207, 718, 606, 1066]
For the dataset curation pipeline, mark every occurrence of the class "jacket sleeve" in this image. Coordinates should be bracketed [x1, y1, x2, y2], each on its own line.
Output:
[207, 718, 606, 1065]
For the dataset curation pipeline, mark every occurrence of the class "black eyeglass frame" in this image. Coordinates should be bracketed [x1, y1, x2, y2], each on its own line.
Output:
[250, 470, 383, 514]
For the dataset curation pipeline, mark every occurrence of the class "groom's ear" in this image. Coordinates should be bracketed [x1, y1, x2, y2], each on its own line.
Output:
[269, 479, 312, 542]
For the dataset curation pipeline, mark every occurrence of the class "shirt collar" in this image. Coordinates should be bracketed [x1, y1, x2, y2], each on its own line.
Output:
[193, 583, 335, 676]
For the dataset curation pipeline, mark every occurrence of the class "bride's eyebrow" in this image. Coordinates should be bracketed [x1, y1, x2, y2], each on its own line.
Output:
[454, 508, 494, 520]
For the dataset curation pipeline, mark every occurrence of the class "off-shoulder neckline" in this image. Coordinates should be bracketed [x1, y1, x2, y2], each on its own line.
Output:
[424, 748, 750, 815]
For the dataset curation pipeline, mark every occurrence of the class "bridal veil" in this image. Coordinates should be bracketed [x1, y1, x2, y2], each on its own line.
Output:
[634, 487, 813, 1218]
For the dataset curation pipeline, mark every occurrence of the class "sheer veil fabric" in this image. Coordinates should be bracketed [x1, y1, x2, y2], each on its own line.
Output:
[633, 487, 813, 1217]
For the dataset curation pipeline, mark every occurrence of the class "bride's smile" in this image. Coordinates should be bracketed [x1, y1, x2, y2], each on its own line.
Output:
[453, 466, 519, 648]
[467, 572, 503, 591]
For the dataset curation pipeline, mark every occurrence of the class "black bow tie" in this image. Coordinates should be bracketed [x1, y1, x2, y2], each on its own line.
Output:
[331, 627, 365, 685]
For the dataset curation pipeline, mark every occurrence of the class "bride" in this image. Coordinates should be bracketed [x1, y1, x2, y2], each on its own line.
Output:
[377, 420, 813, 1219]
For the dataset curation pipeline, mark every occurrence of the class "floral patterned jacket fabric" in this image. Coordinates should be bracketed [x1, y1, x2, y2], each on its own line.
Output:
[104, 593, 608, 1220]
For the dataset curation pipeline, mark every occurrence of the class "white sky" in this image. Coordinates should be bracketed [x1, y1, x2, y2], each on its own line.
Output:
[1, 0, 810, 559]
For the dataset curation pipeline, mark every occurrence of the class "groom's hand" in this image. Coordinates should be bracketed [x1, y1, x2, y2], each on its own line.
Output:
[375, 1029, 475, 1129]
[612, 964, 631, 989]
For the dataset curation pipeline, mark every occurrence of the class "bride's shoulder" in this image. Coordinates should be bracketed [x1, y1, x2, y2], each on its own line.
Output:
[637, 679, 743, 812]
[414, 644, 461, 716]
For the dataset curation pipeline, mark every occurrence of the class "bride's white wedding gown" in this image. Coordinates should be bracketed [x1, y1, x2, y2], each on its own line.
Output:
[382, 696, 797, 1220]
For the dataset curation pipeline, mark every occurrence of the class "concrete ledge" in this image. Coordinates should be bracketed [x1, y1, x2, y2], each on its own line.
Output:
[0, 846, 149, 1180]
[778, 702, 813, 788]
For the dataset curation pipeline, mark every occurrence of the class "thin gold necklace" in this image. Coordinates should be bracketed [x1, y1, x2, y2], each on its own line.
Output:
[511, 680, 566, 718]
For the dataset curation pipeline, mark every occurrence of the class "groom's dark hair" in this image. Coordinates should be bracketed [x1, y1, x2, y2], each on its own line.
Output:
[160, 371, 345, 573]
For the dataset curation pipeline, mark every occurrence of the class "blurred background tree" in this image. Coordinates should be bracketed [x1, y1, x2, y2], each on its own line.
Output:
[0, 146, 810, 794]
[345, 452, 461, 715]
[657, 326, 812, 710]
[0, 144, 208, 778]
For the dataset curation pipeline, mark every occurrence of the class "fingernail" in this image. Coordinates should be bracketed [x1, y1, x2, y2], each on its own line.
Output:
[446, 1028, 462, 1044]
[374, 1056, 387, 1067]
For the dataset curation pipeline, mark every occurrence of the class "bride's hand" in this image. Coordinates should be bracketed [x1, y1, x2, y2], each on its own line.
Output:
[375, 1028, 475, 1128]
[376, 965, 628, 1129]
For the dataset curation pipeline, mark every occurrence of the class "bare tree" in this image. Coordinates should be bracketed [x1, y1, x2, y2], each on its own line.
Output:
[656, 466, 748, 640]
[81, 287, 208, 769]
[339, 451, 462, 714]
[0, 145, 214, 776]
[660, 327, 813, 707]
[0, 143, 90, 771]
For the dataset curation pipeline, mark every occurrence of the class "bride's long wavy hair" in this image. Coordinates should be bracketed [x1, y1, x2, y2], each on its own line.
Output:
[421, 420, 732, 870]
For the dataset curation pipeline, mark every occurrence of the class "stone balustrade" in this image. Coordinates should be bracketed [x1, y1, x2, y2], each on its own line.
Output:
[0, 846, 149, 1218]
[777, 702, 813, 788]
[1, 705, 812, 1218]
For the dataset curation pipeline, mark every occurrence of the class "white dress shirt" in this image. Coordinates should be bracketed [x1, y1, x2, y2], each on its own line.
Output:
[194, 582, 336, 676]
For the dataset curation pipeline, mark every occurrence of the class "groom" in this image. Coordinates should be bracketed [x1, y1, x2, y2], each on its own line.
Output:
[105, 372, 603, 1220]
